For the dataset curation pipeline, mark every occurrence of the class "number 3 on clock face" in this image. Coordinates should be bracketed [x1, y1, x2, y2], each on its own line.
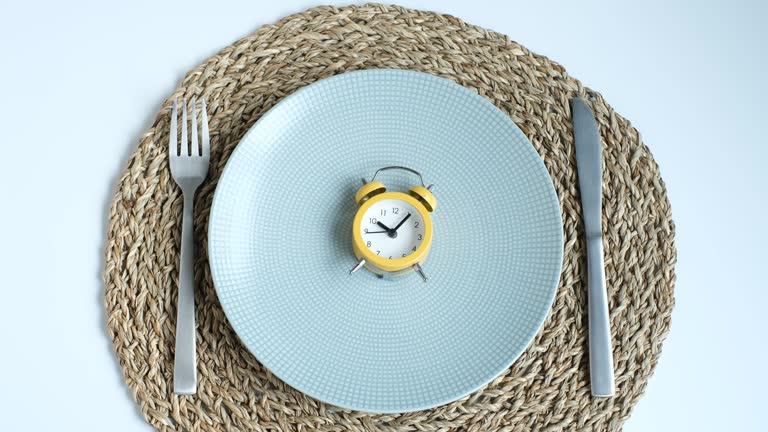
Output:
[360, 199, 425, 259]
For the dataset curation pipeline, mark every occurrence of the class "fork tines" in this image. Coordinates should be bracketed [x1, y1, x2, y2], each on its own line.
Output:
[169, 98, 210, 160]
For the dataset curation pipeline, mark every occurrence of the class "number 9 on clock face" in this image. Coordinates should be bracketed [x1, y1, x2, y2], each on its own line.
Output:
[360, 199, 425, 259]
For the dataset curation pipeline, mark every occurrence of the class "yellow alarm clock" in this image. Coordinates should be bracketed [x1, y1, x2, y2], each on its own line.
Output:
[349, 166, 437, 282]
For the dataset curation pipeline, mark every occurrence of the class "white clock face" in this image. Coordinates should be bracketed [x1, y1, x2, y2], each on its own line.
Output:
[360, 199, 425, 260]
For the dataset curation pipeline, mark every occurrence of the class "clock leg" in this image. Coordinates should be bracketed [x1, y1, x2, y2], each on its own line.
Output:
[413, 263, 428, 283]
[349, 258, 366, 275]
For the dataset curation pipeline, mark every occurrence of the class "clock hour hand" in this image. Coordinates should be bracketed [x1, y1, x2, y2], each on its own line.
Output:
[392, 213, 412, 231]
[377, 220, 398, 238]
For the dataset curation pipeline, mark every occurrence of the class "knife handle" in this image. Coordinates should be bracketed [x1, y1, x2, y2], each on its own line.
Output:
[586, 236, 615, 397]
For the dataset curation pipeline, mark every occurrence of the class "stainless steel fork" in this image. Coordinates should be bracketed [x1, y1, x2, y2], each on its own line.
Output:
[169, 98, 210, 395]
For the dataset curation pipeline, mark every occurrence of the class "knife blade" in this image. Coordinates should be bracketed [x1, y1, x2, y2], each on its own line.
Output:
[572, 97, 615, 397]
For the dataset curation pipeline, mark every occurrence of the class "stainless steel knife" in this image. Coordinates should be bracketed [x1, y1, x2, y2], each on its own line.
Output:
[572, 97, 615, 397]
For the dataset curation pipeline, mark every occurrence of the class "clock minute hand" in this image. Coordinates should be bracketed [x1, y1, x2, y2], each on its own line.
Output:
[393, 213, 412, 231]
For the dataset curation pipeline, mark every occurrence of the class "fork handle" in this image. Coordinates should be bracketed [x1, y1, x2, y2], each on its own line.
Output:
[174, 192, 197, 394]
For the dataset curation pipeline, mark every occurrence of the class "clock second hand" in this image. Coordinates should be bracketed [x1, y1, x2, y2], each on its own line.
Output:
[365, 230, 388, 234]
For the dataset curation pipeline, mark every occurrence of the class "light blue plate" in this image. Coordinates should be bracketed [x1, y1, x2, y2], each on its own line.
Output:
[209, 69, 563, 413]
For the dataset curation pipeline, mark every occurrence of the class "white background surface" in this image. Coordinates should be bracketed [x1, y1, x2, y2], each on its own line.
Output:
[0, 1, 765, 430]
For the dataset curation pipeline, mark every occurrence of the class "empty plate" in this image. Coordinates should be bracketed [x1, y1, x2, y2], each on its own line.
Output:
[208, 69, 563, 413]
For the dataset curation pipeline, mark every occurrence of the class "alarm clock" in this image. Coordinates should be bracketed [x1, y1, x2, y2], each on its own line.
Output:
[349, 166, 437, 282]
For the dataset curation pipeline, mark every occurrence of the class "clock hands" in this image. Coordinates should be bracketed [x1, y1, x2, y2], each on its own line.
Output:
[370, 214, 412, 239]
[377, 221, 397, 238]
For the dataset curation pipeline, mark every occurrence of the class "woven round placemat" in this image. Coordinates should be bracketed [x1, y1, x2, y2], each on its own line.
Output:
[104, 3, 676, 431]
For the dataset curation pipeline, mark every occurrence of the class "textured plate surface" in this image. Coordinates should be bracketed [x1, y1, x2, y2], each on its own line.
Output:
[208, 69, 563, 413]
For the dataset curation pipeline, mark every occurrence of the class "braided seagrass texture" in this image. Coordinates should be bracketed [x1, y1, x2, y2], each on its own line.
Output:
[104, 4, 676, 431]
